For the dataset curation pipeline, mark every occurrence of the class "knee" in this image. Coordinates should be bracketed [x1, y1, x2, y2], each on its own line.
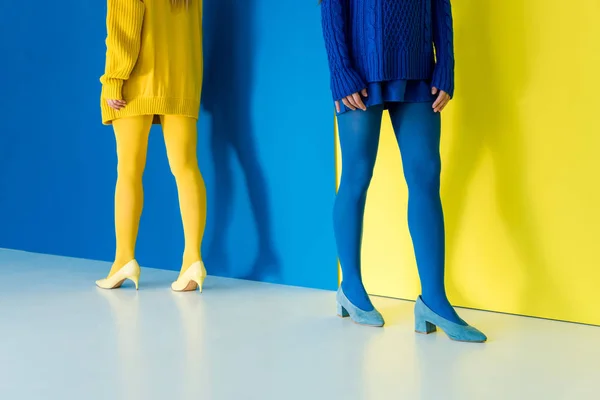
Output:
[117, 158, 145, 181]
[169, 155, 199, 180]
[340, 161, 374, 198]
[404, 157, 441, 192]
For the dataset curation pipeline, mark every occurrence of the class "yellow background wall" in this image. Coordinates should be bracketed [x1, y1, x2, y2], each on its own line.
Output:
[336, 1, 600, 325]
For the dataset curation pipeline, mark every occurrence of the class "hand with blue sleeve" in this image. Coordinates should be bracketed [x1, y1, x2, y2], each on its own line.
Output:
[321, 0, 368, 112]
[431, 0, 455, 112]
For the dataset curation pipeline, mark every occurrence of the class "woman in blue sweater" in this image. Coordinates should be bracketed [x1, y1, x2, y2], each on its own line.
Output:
[321, 0, 486, 342]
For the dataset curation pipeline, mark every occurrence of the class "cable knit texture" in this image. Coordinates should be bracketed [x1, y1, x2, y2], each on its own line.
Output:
[100, 0, 203, 125]
[321, 0, 455, 101]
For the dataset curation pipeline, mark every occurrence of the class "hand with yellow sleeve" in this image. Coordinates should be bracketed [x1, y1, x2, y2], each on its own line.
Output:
[100, 0, 145, 110]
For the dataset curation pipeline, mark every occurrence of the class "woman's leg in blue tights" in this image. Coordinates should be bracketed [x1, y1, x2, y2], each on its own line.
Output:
[334, 105, 385, 311]
[389, 102, 465, 325]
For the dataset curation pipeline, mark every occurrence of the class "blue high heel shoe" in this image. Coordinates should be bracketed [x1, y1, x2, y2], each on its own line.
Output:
[414, 296, 487, 342]
[336, 286, 385, 327]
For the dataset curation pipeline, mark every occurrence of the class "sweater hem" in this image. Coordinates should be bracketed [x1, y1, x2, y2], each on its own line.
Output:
[359, 51, 436, 84]
[101, 97, 200, 125]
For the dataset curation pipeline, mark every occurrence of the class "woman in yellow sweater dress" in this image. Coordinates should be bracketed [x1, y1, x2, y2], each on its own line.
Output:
[95, 0, 207, 292]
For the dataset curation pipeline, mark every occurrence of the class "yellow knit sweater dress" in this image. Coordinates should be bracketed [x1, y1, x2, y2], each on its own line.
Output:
[100, 0, 203, 125]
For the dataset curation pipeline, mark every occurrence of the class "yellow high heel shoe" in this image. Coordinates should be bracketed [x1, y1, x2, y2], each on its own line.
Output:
[171, 261, 207, 292]
[95, 260, 141, 290]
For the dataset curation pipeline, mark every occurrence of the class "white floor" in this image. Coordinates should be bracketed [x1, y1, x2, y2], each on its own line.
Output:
[0, 249, 597, 400]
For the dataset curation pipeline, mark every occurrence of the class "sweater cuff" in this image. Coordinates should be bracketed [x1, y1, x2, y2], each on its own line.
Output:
[101, 79, 124, 100]
[330, 68, 367, 101]
[431, 65, 455, 98]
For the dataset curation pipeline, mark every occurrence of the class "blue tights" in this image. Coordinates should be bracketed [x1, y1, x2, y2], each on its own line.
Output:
[335, 102, 464, 325]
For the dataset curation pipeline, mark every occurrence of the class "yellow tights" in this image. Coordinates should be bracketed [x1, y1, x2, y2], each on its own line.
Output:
[109, 115, 206, 278]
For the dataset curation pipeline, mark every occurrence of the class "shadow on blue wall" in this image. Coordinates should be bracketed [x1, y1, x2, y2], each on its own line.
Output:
[202, 0, 280, 282]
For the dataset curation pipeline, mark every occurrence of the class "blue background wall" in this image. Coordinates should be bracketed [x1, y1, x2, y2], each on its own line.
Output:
[0, 0, 337, 290]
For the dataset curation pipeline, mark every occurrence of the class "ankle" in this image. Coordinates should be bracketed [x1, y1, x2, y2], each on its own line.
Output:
[421, 294, 450, 312]
[420, 295, 465, 325]
[341, 281, 374, 311]
[112, 257, 135, 267]
[109, 257, 135, 277]
[342, 279, 366, 292]
[181, 254, 202, 273]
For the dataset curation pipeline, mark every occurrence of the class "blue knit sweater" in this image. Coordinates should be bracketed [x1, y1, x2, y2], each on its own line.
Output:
[321, 0, 455, 101]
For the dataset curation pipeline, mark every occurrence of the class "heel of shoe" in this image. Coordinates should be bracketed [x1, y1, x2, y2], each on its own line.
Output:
[129, 274, 140, 290]
[415, 319, 437, 334]
[195, 276, 206, 293]
[337, 303, 349, 318]
[96, 260, 140, 290]
[172, 261, 206, 293]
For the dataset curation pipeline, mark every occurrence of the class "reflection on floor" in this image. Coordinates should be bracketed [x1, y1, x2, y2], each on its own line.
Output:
[0, 249, 597, 400]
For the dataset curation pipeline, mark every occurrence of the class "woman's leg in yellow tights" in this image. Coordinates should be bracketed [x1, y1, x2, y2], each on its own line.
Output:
[109, 115, 153, 277]
[160, 115, 207, 275]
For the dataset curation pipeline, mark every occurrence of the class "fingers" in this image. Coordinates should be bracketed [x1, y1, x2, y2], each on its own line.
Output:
[338, 89, 369, 112]
[107, 99, 127, 111]
[431, 86, 438, 95]
[352, 93, 367, 111]
[432, 93, 443, 111]
[438, 95, 450, 112]
[346, 95, 359, 110]
[342, 97, 356, 111]
[107, 100, 118, 111]
[432, 91, 450, 113]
